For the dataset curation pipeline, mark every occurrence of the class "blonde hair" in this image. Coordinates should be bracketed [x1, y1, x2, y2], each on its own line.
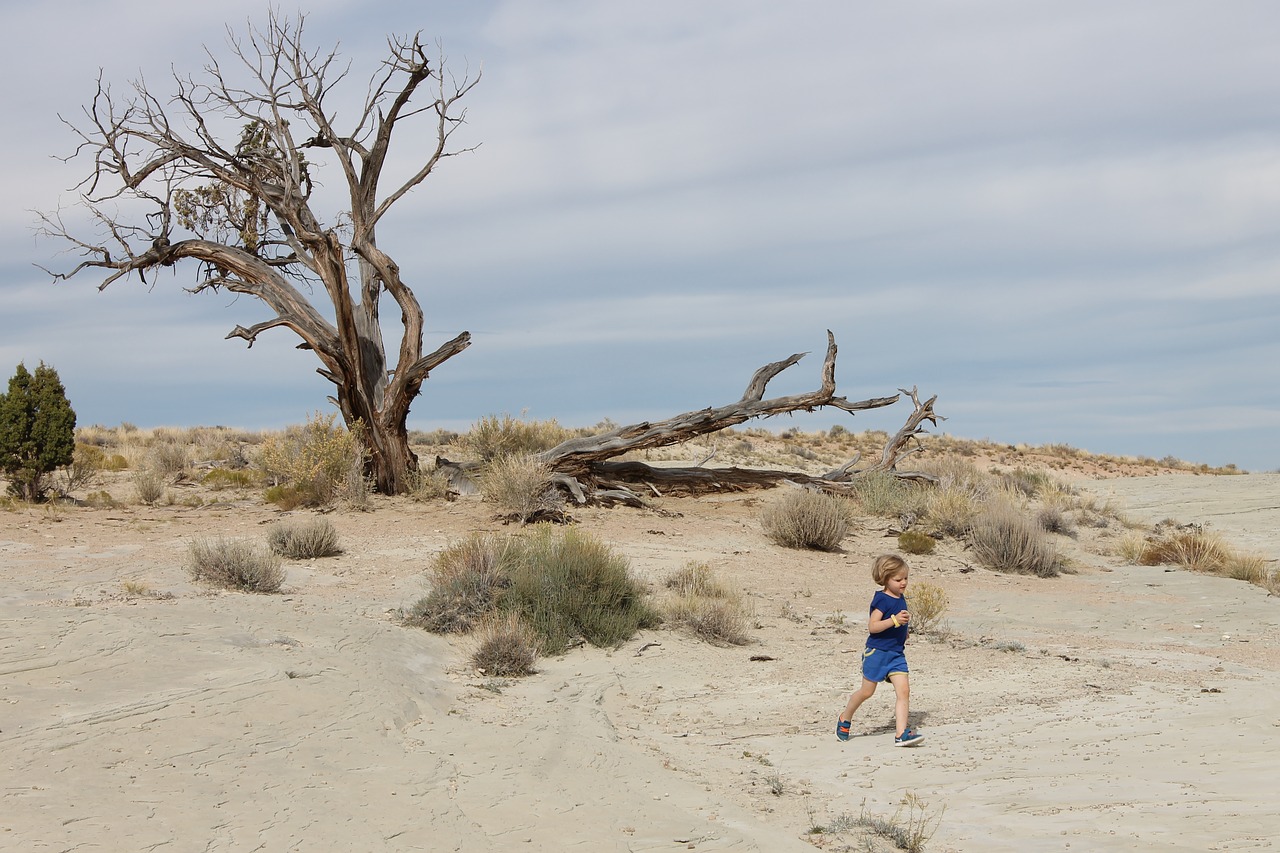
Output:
[872, 554, 908, 587]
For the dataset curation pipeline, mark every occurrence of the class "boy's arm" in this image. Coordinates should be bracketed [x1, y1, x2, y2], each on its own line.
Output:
[869, 608, 905, 633]
[869, 607, 910, 633]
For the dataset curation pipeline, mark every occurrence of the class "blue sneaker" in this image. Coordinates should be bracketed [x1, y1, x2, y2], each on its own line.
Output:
[836, 719, 851, 742]
[894, 727, 925, 747]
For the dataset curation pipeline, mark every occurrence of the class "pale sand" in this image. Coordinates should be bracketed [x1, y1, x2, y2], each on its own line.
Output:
[1, 473, 1276, 851]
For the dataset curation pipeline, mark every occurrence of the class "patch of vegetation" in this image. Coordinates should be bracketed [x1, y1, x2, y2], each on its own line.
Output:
[848, 470, 927, 519]
[470, 611, 539, 677]
[761, 488, 853, 551]
[404, 534, 514, 634]
[661, 562, 751, 646]
[479, 453, 564, 523]
[203, 467, 260, 490]
[459, 413, 572, 462]
[504, 527, 657, 654]
[132, 468, 165, 506]
[968, 500, 1064, 577]
[255, 412, 364, 507]
[405, 466, 453, 502]
[187, 537, 285, 593]
[897, 529, 936, 555]
[852, 792, 944, 853]
[907, 581, 948, 636]
[408, 528, 656, 658]
[267, 516, 342, 559]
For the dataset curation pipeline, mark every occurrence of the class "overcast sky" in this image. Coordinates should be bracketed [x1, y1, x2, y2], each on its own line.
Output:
[3, 1, 1278, 471]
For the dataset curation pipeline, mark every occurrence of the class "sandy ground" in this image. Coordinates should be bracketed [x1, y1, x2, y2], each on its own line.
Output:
[2, 473, 1277, 851]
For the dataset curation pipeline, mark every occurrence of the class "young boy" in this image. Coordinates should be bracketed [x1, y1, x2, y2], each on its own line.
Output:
[836, 554, 925, 746]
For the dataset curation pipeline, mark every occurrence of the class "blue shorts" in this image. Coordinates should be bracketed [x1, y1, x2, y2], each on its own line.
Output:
[862, 648, 909, 683]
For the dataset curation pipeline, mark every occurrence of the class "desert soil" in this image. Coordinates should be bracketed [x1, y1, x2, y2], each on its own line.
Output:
[1, 472, 1277, 852]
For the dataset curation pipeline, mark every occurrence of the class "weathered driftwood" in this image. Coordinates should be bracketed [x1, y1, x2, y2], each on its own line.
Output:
[438, 332, 940, 507]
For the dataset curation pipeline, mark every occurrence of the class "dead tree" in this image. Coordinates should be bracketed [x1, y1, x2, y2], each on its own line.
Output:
[39, 14, 476, 494]
[438, 331, 941, 506]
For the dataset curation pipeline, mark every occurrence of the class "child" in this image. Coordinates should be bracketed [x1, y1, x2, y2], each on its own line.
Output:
[836, 554, 925, 746]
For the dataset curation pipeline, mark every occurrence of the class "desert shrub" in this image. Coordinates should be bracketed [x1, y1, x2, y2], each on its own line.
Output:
[968, 501, 1063, 577]
[459, 414, 572, 462]
[267, 516, 342, 559]
[148, 442, 189, 477]
[784, 443, 819, 461]
[664, 562, 730, 598]
[848, 471, 926, 519]
[408, 427, 460, 446]
[203, 467, 259, 490]
[405, 466, 453, 502]
[479, 453, 563, 523]
[923, 487, 979, 538]
[897, 529, 936, 555]
[1036, 504, 1077, 537]
[1001, 467, 1053, 498]
[132, 468, 165, 505]
[263, 484, 308, 511]
[1139, 528, 1230, 572]
[661, 563, 750, 645]
[405, 534, 516, 633]
[503, 527, 656, 654]
[761, 488, 853, 551]
[59, 442, 105, 493]
[187, 537, 285, 592]
[84, 490, 118, 508]
[256, 412, 361, 507]
[470, 611, 539, 677]
[907, 580, 948, 635]
[408, 529, 654, 653]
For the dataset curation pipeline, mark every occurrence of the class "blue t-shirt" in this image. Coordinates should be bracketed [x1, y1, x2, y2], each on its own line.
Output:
[866, 589, 908, 651]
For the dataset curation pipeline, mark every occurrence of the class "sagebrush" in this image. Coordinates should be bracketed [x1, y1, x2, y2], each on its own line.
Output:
[188, 537, 285, 593]
[761, 489, 853, 551]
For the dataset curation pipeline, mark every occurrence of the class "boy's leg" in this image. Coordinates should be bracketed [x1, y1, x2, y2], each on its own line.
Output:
[887, 672, 910, 737]
[840, 678, 878, 723]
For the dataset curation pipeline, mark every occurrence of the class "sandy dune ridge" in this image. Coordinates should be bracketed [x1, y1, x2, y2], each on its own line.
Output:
[1, 473, 1276, 851]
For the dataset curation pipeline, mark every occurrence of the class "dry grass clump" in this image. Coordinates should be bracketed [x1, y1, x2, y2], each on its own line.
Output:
[661, 563, 751, 645]
[1138, 527, 1230, 571]
[132, 468, 165, 506]
[266, 516, 342, 559]
[405, 534, 514, 634]
[907, 580, 948, 636]
[968, 500, 1064, 577]
[849, 791, 944, 853]
[147, 442, 189, 478]
[897, 529, 936, 555]
[479, 453, 564, 523]
[923, 487, 979, 538]
[202, 467, 260, 490]
[408, 528, 656, 658]
[405, 466, 453, 502]
[761, 488, 853, 551]
[187, 537, 285, 593]
[847, 470, 927, 519]
[914, 458, 993, 537]
[470, 611, 539, 676]
[459, 414, 572, 462]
